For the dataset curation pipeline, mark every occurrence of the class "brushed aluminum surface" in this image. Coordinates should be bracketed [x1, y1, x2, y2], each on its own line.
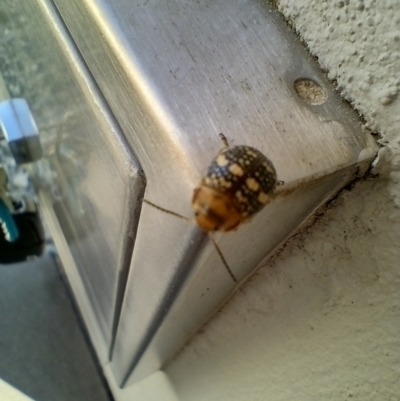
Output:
[0, 0, 144, 348]
[43, 0, 377, 387]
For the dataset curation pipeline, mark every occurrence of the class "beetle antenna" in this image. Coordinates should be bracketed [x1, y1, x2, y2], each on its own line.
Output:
[208, 232, 238, 283]
[143, 199, 191, 221]
[218, 133, 230, 148]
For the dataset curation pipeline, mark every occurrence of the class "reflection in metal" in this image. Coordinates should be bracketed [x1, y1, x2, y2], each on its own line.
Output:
[0, 98, 42, 164]
[0, 0, 145, 355]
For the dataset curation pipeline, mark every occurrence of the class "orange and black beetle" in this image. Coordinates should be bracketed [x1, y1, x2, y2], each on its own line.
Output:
[192, 145, 277, 232]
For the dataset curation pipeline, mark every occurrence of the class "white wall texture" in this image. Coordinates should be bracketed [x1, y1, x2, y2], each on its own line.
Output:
[165, 1, 400, 400]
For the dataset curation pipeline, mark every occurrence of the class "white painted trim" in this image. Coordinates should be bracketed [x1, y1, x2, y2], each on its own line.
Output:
[0, 379, 36, 401]
[103, 367, 179, 401]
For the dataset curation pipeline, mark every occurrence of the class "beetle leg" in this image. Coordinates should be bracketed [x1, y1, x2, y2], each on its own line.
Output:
[143, 199, 191, 222]
[208, 232, 238, 283]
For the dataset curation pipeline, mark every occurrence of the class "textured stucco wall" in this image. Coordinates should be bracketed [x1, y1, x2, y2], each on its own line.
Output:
[165, 1, 400, 400]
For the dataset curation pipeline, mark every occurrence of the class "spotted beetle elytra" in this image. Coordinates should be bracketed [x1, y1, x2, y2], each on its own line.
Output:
[144, 134, 278, 282]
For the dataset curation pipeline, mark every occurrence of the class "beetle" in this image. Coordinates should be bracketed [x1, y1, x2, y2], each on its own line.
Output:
[192, 142, 277, 232]
[144, 134, 278, 282]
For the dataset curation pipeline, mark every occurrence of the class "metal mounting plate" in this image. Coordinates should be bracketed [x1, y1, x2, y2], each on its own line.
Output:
[47, 0, 376, 388]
